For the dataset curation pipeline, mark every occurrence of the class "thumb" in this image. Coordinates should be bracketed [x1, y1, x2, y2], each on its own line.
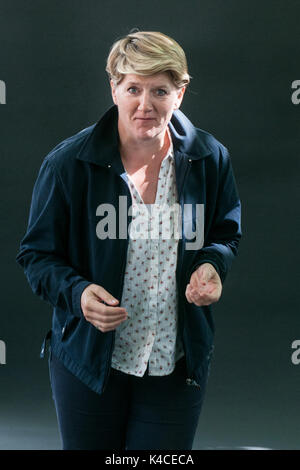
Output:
[91, 284, 119, 305]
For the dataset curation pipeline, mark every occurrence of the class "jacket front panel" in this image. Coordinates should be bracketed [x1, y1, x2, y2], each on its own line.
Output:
[16, 105, 241, 394]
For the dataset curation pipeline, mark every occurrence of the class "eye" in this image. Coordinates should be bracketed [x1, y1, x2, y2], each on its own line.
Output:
[128, 87, 138, 94]
[156, 89, 167, 96]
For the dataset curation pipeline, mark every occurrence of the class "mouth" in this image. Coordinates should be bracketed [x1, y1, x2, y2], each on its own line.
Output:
[135, 118, 155, 121]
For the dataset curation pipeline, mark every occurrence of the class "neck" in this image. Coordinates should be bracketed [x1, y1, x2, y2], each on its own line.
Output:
[118, 126, 171, 168]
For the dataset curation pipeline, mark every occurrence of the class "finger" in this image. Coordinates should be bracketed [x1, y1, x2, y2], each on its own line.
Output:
[185, 289, 193, 303]
[185, 284, 196, 303]
[189, 288, 205, 305]
[88, 309, 127, 323]
[95, 316, 127, 333]
[186, 285, 207, 305]
[189, 287, 214, 306]
[92, 284, 120, 306]
[189, 280, 207, 296]
[86, 299, 127, 317]
[96, 313, 127, 326]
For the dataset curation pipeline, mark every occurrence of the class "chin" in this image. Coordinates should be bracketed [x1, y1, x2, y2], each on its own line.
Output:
[137, 126, 162, 137]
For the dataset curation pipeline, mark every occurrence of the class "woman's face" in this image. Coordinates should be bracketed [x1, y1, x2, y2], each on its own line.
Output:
[110, 72, 185, 144]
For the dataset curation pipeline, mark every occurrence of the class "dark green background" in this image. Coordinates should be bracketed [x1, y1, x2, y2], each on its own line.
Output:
[1, 0, 299, 449]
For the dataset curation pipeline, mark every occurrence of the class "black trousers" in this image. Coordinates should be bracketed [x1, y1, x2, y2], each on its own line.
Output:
[49, 351, 206, 450]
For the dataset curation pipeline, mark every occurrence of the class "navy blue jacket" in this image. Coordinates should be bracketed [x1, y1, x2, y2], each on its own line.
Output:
[16, 104, 241, 394]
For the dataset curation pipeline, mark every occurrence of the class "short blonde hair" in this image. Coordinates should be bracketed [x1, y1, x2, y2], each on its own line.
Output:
[106, 30, 191, 89]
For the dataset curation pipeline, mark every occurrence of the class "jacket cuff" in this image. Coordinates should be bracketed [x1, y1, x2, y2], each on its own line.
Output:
[72, 280, 93, 318]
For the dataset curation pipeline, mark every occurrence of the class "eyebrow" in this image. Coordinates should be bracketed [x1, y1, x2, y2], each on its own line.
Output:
[126, 81, 170, 88]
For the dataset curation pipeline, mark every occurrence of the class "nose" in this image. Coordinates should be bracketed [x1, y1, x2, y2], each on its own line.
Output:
[137, 91, 153, 112]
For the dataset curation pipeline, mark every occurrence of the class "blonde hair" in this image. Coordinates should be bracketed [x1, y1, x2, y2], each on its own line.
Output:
[106, 30, 191, 89]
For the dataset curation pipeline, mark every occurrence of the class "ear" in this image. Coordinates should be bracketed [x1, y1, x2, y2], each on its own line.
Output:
[110, 79, 118, 105]
[174, 86, 186, 110]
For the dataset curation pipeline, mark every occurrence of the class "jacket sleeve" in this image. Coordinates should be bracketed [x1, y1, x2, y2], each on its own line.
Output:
[188, 146, 242, 285]
[16, 157, 92, 318]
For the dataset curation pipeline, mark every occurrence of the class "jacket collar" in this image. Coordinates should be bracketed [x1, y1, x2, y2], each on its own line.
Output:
[76, 104, 212, 168]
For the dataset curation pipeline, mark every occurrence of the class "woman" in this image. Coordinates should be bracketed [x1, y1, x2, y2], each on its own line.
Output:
[16, 30, 241, 450]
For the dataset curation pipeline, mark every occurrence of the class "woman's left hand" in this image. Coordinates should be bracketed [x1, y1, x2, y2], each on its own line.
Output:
[185, 263, 222, 306]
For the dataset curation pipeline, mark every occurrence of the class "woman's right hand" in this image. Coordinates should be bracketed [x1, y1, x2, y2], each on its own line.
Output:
[81, 283, 128, 332]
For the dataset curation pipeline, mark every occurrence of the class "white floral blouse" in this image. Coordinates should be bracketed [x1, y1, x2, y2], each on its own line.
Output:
[111, 135, 185, 377]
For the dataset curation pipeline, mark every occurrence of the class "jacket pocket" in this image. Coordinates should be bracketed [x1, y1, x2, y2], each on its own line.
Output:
[61, 315, 80, 342]
[40, 329, 52, 358]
